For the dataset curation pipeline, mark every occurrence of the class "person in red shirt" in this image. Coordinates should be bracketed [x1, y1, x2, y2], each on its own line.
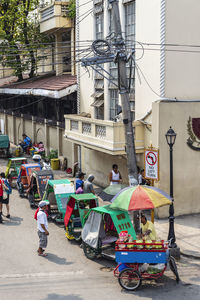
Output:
[0, 175, 8, 223]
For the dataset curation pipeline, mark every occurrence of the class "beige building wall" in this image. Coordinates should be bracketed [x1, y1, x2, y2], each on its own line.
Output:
[0, 112, 73, 168]
[78, 1, 94, 115]
[82, 147, 128, 187]
[165, 0, 200, 99]
[152, 101, 200, 217]
[135, 0, 161, 120]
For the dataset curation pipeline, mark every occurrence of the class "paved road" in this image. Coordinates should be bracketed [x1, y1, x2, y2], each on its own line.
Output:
[0, 159, 200, 300]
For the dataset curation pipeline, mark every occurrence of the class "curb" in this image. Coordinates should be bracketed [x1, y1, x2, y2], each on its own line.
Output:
[180, 251, 200, 260]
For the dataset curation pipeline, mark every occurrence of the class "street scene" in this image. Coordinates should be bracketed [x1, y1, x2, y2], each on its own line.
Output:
[1, 0, 200, 299]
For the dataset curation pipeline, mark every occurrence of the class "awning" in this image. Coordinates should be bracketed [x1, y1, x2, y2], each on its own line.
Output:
[91, 99, 104, 107]
[91, 91, 104, 98]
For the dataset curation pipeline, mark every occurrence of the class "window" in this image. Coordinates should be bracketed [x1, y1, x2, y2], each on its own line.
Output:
[125, 1, 135, 49]
[125, 1, 135, 116]
[95, 13, 104, 39]
[110, 89, 119, 120]
[94, 8, 104, 119]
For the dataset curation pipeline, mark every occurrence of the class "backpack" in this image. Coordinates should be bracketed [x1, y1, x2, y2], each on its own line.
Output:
[5, 179, 12, 194]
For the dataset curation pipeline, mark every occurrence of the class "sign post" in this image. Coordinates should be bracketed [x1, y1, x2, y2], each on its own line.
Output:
[144, 146, 159, 223]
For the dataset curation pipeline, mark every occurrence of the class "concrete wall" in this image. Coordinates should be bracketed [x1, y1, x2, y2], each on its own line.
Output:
[82, 147, 129, 187]
[0, 112, 74, 169]
[165, 0, 200, 99]
[135, 0, 161, 119]
[78, 0, 94, 115]
[152, 101, 200, 217]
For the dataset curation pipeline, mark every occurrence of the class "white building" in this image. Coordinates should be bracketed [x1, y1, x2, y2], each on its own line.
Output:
[65, 0, 200, 216]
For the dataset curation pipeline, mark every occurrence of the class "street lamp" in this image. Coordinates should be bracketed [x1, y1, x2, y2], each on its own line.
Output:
[165, 126, 177, 247]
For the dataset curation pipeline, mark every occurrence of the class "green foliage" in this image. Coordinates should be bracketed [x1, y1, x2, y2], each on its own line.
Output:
[0, 0, 51, 80]
[46, 149, 58, 161]
[68, 0, 76, 19]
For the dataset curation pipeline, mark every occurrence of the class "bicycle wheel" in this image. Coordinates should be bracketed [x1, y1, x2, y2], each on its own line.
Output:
[83, 242, 97, 260]
[169, 256, 180, 283]
[118, 268, 141, 291]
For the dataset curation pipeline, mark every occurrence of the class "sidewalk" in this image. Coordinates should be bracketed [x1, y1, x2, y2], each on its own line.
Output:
[155, 214, 200, 259]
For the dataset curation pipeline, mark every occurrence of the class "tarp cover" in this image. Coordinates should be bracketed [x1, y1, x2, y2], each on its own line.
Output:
[0, 135, 9, 148]
[81, 211, 102, 249]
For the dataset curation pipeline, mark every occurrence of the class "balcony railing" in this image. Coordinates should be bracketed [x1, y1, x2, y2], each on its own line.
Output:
[40, 1, 72, 33]
[65, 115, 145, 155]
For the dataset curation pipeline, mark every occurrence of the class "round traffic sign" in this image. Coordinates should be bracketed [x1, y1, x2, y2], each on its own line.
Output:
[146, 151, 157, 166]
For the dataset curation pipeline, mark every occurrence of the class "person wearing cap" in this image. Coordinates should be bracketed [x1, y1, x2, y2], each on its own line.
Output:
[139, 214, 157, 241]
[37, 200, 49, 256]
[75, 172, 85, 191]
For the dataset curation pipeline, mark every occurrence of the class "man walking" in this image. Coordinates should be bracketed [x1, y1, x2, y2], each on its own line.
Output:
[37, 200, 49, 256]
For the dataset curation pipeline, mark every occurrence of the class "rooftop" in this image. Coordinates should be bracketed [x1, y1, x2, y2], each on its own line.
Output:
[0, 73, 77, 98]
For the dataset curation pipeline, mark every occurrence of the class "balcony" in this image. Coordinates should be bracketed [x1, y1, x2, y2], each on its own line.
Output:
[40, 1, 73, 33]
[64, 115, 144, 155]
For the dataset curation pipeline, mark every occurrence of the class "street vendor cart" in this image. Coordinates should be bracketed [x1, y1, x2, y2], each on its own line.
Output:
[28, 169, 54, 208]
[114, 239, 179, 290]
[42, 179, 75, 223]
[64, 193, 99, 241]
[110, 185, 179, 290]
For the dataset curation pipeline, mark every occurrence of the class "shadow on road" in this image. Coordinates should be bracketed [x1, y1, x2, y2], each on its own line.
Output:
[1, 216, 23, 226]
[45, 253, 73, 265]
[44, 294, 83, 300]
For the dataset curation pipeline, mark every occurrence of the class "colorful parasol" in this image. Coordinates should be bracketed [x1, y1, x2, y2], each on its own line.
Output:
[110, 185, 172, 211]
[98, 184, 128, 202]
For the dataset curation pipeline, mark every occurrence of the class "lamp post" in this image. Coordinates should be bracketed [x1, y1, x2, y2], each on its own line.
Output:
[165, 126, 177, 247]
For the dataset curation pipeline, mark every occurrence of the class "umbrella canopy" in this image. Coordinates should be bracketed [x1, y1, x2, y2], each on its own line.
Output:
[98, 184, 128, 202]
[110, 185, 172, 211]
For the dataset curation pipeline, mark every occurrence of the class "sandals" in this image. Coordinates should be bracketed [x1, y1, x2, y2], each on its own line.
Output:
[38, 253, 48, 257]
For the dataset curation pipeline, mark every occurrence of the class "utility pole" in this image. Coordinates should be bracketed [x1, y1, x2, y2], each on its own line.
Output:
[110, 0, 139, 232]
[109, 0, 138, 186]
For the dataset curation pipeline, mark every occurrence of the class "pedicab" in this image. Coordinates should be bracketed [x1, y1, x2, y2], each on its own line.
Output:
[17, 163, 42, 197]
[27, 169, 54, 208]
[0, 134, 10, 158]
[64, 193, 99, 241]
[109, 185, 180, 291]
[5, 157, 28, 187]
[42, 179, 75, 223]
[81, 204, 137, 260]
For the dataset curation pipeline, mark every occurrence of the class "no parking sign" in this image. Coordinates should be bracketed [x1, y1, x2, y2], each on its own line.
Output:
[144, 149, 159, 181]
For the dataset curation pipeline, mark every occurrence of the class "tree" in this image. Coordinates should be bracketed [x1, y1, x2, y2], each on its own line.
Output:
[0, 0, 49, 81]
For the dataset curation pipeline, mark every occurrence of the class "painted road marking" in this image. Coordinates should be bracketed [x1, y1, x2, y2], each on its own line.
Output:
[0, 270, 83, 279]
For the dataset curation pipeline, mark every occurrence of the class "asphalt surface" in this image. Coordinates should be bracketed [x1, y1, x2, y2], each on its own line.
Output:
[0, 159, 200, 300]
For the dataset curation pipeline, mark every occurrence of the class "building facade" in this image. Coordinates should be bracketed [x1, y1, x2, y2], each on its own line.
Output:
[65, 0, 200, 216]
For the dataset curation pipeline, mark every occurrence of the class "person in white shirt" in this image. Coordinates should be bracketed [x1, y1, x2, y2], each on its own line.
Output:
[37, 200, 49, 257]
[109, 164, 122, 185]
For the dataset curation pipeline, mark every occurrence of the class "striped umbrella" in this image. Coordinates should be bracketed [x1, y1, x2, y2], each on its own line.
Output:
[110, 185, 172, 211]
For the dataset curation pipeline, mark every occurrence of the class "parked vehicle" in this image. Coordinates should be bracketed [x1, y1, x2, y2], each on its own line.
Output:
[64, 193, 99, 241]
[81, 205, 136, 260]
[42, 179, 75, 223]
[28, 169, 54, 208]
[5, 157, 28, 187]
[0, 134, 10, 158]
[114, 239, 179, 291]
[17, 163, 42, 197]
